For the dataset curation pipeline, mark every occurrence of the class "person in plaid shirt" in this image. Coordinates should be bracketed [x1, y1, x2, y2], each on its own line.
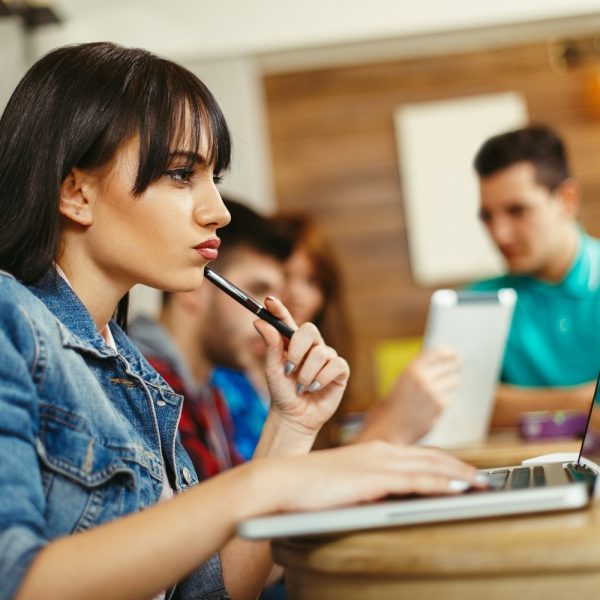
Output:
[130, 197, 294, 476]
[131, 315, 242, 479]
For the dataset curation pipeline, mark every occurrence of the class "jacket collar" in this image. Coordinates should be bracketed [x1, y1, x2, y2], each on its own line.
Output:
[28, 270, 118, 359]
[28, 270, 176, 390]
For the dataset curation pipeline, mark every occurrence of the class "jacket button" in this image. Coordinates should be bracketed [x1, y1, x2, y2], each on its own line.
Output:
[157, 400, 166, 407]
[182, 467, 193, 484]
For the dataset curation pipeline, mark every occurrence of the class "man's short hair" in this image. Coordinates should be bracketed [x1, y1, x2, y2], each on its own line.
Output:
[473, 125, 571, 192]
[216, 196, 292, 268]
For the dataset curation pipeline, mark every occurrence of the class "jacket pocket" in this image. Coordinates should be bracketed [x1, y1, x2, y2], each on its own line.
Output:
[36, 407, 135, 537]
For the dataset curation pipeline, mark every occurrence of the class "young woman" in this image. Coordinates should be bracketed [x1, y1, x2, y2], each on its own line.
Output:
[277, 214, 463, 445]
[0, 43, 483, 600]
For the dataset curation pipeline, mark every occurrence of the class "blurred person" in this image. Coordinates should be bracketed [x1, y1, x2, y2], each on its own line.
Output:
[206, 201, 291, 461]
[471, 124, 600, 427]
[0, 42, 486, 600]
[276, 214, 462, 446]
[130, 292, 244, 480]
[131, 197, 291, 466]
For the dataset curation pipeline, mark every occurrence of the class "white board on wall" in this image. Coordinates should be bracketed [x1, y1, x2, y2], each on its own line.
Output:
[394, 92, 528, 286]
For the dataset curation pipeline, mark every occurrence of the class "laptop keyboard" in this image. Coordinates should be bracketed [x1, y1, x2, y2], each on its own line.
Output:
[486, 466, 545, 490]
[485, 463, 595, 491]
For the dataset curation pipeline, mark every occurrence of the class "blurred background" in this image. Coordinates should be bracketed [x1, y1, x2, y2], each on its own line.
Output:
[4, 0, 600, 410]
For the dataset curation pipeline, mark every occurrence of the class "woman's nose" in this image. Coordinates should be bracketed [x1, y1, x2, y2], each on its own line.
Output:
[194, 187, 231, 229]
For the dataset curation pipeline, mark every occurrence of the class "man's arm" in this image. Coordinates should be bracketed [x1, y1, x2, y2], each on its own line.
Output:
[491, 381, 596, 428]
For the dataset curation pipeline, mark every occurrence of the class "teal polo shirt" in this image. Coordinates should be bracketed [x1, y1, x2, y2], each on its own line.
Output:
[468, 231, 600, 387]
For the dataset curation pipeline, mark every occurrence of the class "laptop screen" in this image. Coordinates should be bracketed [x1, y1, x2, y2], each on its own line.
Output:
[578, 372, 600, 465]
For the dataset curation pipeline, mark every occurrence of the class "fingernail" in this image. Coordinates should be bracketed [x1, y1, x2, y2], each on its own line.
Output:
[266, 295, 278, 302]
[296, 383, 306, 395]
[307, 380, 321, 393]
[284, 361, 295, 376]
[448, 479, 470, 493]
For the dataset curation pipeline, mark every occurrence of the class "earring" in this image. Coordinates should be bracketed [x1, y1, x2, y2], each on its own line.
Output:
[75, 210, 80, 215]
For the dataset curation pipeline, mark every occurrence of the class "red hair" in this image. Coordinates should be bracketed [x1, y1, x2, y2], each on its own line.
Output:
[275, 213, 356, 445]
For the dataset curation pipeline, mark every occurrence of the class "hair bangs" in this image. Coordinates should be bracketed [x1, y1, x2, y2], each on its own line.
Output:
[133, 61, 231, 194]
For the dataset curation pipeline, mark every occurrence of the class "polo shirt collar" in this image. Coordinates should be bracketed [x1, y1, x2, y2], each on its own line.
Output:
[531, 230, 599, 297]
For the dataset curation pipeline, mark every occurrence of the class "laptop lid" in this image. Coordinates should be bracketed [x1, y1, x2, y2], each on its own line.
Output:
[577, 371, 600, 471]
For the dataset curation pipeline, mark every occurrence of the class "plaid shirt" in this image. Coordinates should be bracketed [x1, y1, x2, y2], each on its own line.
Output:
[147, 356, 243, 480]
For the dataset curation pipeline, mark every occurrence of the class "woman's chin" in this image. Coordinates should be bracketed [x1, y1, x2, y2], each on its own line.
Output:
[147, 271, 205, 293]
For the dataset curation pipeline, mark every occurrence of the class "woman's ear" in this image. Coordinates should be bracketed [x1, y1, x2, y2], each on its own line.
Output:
[59, 168, 96, 226]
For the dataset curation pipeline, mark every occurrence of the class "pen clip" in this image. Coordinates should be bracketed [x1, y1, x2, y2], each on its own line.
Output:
[204, 267, 294, 339]
[205, 267, 261, 313]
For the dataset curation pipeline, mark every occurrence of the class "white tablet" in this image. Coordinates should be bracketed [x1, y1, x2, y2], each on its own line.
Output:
[418, 288, 516, 448]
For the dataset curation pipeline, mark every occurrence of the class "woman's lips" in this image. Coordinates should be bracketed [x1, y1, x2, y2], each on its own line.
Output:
[193, 238, 221, 260]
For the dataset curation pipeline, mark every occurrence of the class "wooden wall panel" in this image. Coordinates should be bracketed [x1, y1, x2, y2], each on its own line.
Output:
[264, 39, 600, 411]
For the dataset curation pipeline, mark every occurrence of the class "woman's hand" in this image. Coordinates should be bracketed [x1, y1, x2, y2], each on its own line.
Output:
[357, 348, 460, 445]
[244, 441, 486, 517]
[254, 296, 349, 438]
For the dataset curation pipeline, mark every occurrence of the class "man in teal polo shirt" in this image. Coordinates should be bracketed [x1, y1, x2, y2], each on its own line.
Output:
[470, 125, 600, 426]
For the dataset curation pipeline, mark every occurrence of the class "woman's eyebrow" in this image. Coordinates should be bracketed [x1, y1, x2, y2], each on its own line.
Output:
[168, 150, 208, 165]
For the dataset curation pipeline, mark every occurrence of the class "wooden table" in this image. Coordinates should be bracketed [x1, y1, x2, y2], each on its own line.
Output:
[273, 503, 600, 599]
[272, 431, 594, 599]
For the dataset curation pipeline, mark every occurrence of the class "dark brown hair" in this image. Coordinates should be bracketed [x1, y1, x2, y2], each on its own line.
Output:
[0, 42, 231, 327]
[474, 124, 570, 191]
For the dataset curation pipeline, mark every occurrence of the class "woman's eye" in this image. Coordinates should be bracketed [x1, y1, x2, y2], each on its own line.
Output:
[166, 168, 194, 185]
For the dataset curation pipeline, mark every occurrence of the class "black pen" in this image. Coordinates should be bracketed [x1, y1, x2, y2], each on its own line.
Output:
[204, 267, 295, 339]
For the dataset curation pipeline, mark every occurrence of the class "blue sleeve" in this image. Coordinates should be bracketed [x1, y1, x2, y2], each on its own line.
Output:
[172, 552, 231, 600]
[0, 305, 49, 600]
[212, 369, 267, 460]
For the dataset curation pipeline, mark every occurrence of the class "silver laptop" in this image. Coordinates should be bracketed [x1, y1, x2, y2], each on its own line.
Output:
[418, 288, 516, 448]
[237, 374, 600, 540]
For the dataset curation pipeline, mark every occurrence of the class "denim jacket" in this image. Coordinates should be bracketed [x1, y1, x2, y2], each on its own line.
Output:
[0, 271, 230, 600]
